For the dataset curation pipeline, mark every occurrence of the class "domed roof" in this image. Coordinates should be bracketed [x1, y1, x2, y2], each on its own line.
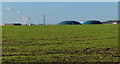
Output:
[57, 21, 81, 25]
[83, 20, 103, 24]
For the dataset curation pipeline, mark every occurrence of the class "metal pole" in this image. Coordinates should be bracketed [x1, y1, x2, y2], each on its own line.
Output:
[43, 15, 46, 25]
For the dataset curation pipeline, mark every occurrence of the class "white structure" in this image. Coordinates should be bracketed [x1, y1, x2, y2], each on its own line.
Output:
[103, 20, 120, 24]
[22, 16, 30, 24]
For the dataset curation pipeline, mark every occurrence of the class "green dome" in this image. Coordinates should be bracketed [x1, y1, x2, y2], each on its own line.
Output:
[57, 21, 81, 25]
[83, 20, 103, 24]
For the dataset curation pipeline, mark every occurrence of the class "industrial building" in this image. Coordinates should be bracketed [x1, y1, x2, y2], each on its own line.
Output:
[4, 23, 21, 26]
[103, 20, 120, 24]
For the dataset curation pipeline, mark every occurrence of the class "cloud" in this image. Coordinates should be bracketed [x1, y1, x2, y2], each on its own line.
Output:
[5, 7, 13, 11]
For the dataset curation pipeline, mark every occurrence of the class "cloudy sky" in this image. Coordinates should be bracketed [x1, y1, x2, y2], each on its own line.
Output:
[0, 0, 119, 25]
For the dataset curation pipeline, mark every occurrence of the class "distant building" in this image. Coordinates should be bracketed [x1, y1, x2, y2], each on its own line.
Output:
[82, 20, 103, 25]
[57, 21, 81, 25]
[39, 24, 44, 25]
[4, 23, 21, 26]
[103, 20, 120, 24]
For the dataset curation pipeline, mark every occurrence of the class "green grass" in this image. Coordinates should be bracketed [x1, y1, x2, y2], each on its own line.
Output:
[2, 24, 119, 62]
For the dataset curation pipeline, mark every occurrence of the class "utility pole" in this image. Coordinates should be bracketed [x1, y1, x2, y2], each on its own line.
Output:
[43, 15, 46, 25]
[118, 1, 120, 20]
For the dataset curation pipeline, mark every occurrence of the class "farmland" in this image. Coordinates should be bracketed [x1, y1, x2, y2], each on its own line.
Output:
[2, 24, 120, 63]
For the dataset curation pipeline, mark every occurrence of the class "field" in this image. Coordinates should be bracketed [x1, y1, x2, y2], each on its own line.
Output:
[2, 24, 120, 63]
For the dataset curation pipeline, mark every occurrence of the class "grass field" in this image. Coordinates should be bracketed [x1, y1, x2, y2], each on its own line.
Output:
[2, 24, 120, 62]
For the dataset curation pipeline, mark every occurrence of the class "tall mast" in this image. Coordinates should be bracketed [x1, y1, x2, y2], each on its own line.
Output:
[43, 15, 46, 25]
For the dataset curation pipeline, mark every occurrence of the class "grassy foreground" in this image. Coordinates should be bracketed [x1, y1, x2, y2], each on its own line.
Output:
[2, 24, 119, 62]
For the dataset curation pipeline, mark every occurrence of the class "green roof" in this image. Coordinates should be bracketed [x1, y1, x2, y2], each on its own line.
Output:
[83, 20, 103, 24]
[57, 21, 81, 25]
